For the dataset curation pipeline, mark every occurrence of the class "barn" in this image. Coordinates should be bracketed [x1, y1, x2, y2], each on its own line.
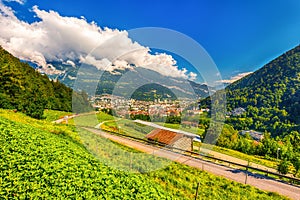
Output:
[134, 120, 201, 151]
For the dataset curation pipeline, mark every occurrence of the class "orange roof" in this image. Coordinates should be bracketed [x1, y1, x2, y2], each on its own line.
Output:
[129, 110, 149, 115]
[146, 128, 183, 145]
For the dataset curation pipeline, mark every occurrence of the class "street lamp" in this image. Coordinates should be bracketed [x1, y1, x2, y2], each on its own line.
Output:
[277, 147, 280, 161]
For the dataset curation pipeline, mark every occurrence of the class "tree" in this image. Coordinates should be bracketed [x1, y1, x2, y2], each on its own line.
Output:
[291, 154, 300, 177]
[277, 159, 291, 175]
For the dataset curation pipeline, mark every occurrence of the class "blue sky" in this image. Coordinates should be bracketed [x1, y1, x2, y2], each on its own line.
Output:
[2, 0, 300, 82]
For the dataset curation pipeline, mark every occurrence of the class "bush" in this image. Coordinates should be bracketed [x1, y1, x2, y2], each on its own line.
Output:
[277, 159, 291, 175]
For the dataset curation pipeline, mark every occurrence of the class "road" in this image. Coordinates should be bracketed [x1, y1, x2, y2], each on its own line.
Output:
[83, 127, 300, 200]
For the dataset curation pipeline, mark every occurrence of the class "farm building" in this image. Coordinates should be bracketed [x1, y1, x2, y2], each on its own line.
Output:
[135, 120, 201, 151]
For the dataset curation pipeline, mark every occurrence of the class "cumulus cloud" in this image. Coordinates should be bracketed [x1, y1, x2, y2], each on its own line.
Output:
[218, 72, 253, 84]
[188, 72, 197, 81]
[3, 0, 25, 5]
[0, 2, 195, 79]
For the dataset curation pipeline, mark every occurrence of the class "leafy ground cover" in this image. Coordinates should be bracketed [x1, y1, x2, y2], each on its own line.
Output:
[0, 115, 172, 199]
[0, 110, 288, 199]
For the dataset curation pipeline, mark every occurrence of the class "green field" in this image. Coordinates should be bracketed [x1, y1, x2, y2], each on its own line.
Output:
[0, 110, 288, 199]
[211, 145, 278, 169]
[102, 119, 154, 139]
[73, 111, 116, 127]
[43, 110, 73, 122]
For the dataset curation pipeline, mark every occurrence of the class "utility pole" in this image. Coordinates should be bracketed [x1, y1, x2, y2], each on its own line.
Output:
[194, 182, 200, 200]
[245, 161, 250, 184]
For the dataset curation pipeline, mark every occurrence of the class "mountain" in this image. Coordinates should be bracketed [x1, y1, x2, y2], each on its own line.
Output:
[0, 46, 73, 118]
[226, 45, 300, 118]
[201, 44, 300, 137]
[43, 61, 213, 100]
[131, 83, 177, 101]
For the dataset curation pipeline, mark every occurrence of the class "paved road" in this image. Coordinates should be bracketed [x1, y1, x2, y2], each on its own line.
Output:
[83, 127, 300, 200]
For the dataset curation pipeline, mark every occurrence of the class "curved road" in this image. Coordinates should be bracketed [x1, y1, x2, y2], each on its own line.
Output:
[83, 127, 300, 200]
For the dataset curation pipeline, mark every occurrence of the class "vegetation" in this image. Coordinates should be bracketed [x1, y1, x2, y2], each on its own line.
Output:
[0, 47, 74, 119]
[200, 44, 300, 176]
[277, 159, 292, 175]
[102, 119, 151, 139]
[201, 44, 300, 136]
[81, 129, 287, 199]
[131, 83, 177, 101]
[211, 123, 300, 176]
[92, 68, 210, 99]
[0, 110, 288, 199]
[155, 122, 205, 136]
[0, 115, 174, 199]
[43, 110, 72, 122]
[209, 145, 278, 169]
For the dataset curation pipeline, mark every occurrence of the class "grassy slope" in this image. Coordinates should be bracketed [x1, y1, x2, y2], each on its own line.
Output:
[155, 122, 205, 136]
[0, 114, 171, 199]
[0, 110, 288, 199]
[43, 110, 72, 122]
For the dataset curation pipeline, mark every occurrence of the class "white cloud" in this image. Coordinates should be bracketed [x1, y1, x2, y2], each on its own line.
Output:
[65, 60, 76, 67]
[0, 1, 16, 18]
[188, 72, 197, 81]
[0, 3, 193, 79]
[3, 0, 25, 5]
[218, 72, 253, 84]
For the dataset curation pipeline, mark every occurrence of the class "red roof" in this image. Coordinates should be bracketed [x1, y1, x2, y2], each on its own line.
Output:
[129, 110, 149, 115]
[146, 128, 183, 145]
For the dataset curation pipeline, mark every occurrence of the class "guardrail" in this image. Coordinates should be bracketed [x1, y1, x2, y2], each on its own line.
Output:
[86, 126, 300, 186]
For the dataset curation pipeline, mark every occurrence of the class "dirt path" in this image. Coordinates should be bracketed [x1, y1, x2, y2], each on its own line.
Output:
[83, 127, 300, 200]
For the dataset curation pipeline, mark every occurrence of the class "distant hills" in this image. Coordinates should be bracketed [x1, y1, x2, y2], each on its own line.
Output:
[201, 44, 300, 137]
[131, 83, 177, 101]
[43, 60, 214, 101]
[0, 46, 73, 118]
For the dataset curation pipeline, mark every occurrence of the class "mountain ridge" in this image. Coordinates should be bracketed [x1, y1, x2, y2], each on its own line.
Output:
[37, 60, 214, 100]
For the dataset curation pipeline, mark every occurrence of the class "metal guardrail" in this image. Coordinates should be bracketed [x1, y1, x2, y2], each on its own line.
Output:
[87, 126, 300, 185]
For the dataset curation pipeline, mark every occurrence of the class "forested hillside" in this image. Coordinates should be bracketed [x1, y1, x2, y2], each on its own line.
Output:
[0, 47, 72, 118]
[131, 83, 177, 101]
[202, 44, 300, 137]
[199, 45, 300, 175]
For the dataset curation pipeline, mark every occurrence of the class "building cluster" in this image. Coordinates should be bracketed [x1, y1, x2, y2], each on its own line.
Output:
[90, 94, 208, 118]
